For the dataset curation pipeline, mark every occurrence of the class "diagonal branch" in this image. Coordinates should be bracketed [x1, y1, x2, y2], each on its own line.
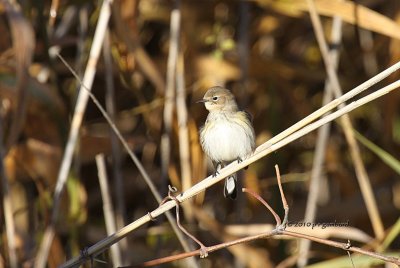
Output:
[120, 164, 400, 267]
[35, 1, 113, 267]
[123, 227, 400, 267]
[306, 0, 384, 240]
[298, 10, 343, 268]
[60, 66, 400, 267]
[255, 60, 400, 153]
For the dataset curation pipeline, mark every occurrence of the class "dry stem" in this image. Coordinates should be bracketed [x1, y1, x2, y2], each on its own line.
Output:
[123, 165, 399, 267]
[306, 0, 384, 240]
[60, 73, 400, 267]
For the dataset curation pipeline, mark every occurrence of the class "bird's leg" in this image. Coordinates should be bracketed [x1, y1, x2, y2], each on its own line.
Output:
[213, 162, 222, 177]
[237, 157, 249, 170]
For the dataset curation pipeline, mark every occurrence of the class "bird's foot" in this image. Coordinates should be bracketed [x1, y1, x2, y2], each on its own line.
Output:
[212, 170, 220, 177]
[213, 162, 222, 177]
[237, 157, 249, 170]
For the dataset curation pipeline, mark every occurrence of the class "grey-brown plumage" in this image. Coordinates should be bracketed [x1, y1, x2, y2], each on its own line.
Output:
[199, 86, 255, 199]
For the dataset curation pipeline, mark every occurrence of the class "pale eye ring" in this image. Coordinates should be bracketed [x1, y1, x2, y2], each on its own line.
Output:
[212, 96, 218, 101]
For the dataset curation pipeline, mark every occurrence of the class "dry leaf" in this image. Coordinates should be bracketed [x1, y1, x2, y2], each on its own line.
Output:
[3, 1, 35, 149]
[256, 0, 400, 40]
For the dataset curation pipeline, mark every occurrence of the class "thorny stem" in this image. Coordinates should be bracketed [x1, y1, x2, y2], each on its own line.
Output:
[122, 229, 279, 267]
[165, 187, 208, 258]
[275, 165, 289, 229]
[129, 227, 400, 267]
[60, 64, 400, 268]
[243, 165, 288, 230]
[279, 230, 400, 265]
[242, 188, 281, 226]
[128, 165, 400, 267]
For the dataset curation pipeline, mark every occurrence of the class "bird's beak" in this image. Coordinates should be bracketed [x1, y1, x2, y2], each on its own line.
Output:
[196, 99, 208, 103]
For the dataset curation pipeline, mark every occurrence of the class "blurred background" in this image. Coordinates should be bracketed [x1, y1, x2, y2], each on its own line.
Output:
[0, 0, 400, 267]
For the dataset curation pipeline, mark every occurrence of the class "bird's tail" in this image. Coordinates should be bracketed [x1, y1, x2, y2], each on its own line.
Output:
[224, 173, 237, 199]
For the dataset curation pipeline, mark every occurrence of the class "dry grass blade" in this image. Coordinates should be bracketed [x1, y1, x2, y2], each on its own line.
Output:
[3, 1, 35, 151]
[298, 14, 343, 267]
[176, 52, 193, 221]
[1, 1, 398, 267]
[111, 0, 165, 94]
[243, 188, 281, 226]
[161, 0, 180, 190]
[35, 1, 113, 267]
[121, 163, 400, 267]
[261, 0, 400, 40]
[0, 112, 17, 268]
[48, 0, 60, 28]
[60, 66, 400, 267]
[56, 49, 198, 265]
[256, 60, 400, 153]
[306, 0, 384, 240]
[95, 154, 123, 267]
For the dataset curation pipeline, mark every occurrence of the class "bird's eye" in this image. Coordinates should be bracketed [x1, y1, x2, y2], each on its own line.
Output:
[212, 96, 218, 101]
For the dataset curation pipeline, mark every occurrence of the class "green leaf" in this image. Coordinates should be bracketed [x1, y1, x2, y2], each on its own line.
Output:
[354, 131, 400, 175]
[220, 38, 236, 51]
[306, 252, 400, 268]
[379, 217, 400, 252]
[67, 173, 87, 224]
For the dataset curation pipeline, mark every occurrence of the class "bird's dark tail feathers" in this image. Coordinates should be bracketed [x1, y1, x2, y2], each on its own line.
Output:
[224, 173, 238, 199]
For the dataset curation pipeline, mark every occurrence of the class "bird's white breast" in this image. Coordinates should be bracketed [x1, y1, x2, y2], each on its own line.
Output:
[200, 112, 254, 163]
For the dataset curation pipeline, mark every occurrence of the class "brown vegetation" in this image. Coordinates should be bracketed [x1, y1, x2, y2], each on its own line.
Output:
[0, 0, 400, 267]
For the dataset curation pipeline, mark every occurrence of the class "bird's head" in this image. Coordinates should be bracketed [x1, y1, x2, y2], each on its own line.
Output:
[197, 86, 238, 112]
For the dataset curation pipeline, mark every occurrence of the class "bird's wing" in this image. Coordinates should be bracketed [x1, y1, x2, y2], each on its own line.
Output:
[237, 110, 253, 123]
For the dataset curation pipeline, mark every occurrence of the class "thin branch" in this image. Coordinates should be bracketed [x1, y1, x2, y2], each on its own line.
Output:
[346, 241, 356, 268]
[39, 1, 196, 265]
[358, 28, 378, 76]
[121, 229, 279, 267]
[103, 28, 128, 256]
[125, 228, 400, 268]
[280, 230, 400, 265]
[176, 52, 192, 200]
[275, 165, 288, 227]
[242, 188, 281, 226]
[60, 70, 400, 267]
[161, 0, 180, 184]
[298, 15, 343, 267]
[55, 53, 160, 206]
[160, 1, 199, 262]
[95, 154, 122, 267]
[166, 188, 208, 258]
[306, 0, 384, 239]
[176, 50, 194, 223]
[121, 250, 201, 268]
[155, 163, 399, 266]
[124, 164, 400, 267]
[255, 60, 400, 154]
[35, 1, 113, 267]
[48, 0, 60, 27]
[56, 51, 198, 263]
[0, 108, 18, 268]
[4, 0, 33, 152]
[111, 1, 165, 95]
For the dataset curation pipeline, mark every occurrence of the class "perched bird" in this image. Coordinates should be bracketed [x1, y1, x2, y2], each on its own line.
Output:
[198, 86, 256, 199]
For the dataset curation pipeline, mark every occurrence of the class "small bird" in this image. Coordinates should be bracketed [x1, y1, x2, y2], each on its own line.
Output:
[198, 86, 256, 199]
